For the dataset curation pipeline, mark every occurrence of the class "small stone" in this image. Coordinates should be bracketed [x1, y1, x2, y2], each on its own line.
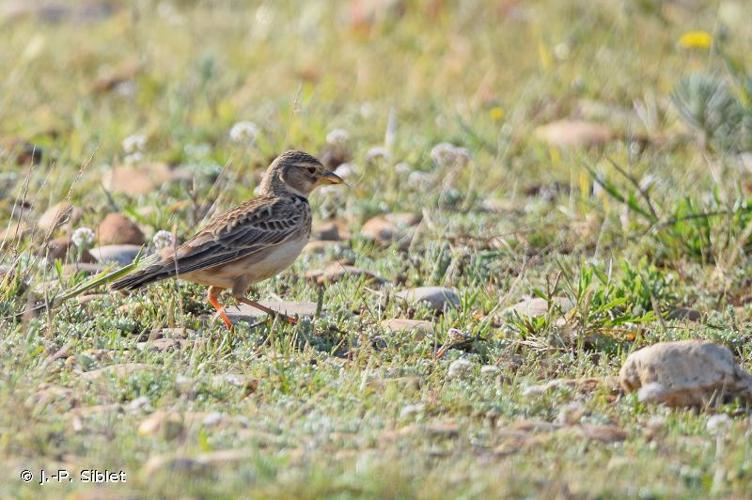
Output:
[202, 412, 224, 427]
[555, 403, 585, 426]
[102, 162, 172, 196]
[504, 297, 574, 318]
[89, 244, 142, 265]
[81, 363, 153, 381]
[535, 120, 614, 148]
[619, 340, 752, 408]
[302, 240, 344, 255]
[142, 449, 254, 476]
[0, 221, 30, 243]
[97, 213, 145, 245]
[381, 319, 433, 339]
[577, 424, 628, 443]
[38, 202, 82, 233]
[447, 358, 473, 380]
[126, 396, 151, 413]
[305, 263, 385, 285]
[396, 286, 460, 311]
[138, 411, 184, 440]
[44, 236, 96, 263]
[361, 212, 421, 246]
[137, 338, 185, 352]
[480, 365, 501, 377]
[666, 307, 702, 322]
[399, 403, 426, 419]
[224, 300, 317, 324]
[210, 373, 259, 396]
[312, 221, 348, 241]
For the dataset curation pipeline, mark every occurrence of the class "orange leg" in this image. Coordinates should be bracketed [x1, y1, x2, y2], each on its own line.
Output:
[234, 295, 298, 325]
[208, 286, 233, 330]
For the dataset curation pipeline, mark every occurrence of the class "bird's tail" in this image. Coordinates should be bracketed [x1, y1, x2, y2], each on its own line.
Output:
[110, 263, 174, 290]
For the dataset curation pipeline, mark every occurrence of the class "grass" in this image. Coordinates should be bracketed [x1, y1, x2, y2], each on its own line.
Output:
[2, 0, 752, 497]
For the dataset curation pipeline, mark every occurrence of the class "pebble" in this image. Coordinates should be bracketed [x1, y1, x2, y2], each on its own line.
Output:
[447, 358, 473, 380]
[97, 212, 145, 245]
[396, 286, 460, 311]
[620, 340, 752, 407]
[89, 244, 142, 265]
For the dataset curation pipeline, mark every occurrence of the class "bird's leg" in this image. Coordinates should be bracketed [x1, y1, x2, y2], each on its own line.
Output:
[208, 286, 233, 330]
[233, 295, 298, 325]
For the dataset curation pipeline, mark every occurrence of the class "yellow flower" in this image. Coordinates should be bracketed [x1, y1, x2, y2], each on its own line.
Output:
[678, 31, 713, 49]
[489, 106, 504, 121]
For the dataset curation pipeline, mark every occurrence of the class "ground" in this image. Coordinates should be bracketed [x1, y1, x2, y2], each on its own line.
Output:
[2, 0, 752, 498]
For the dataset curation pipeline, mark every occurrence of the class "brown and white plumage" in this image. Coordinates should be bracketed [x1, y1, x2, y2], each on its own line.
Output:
[111, 150, 343, 329]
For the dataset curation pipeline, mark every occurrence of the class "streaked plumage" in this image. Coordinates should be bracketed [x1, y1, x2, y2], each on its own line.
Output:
[111, 150, 343, 328]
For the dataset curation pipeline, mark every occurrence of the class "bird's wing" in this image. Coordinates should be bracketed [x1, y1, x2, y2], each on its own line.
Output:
[161, 195, 308, 275]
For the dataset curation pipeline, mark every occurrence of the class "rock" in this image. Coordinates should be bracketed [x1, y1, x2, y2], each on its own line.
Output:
[126, 396, 151, 413]
[89, 244, 142, 265]
[312, 221, 349, 241]
[447, 358, 473, 380]
[44, 236, 96, 263]
[619, 340, 752, 407]
[305, 263, 385, 285]
[480, 365, 501, 377]
[361, 212, 421, 246]
[302, 240, 345, 255]
[577, 424, 628, 443]
[97, 213, 145, 245]
[0, 221, 30, 243]
[396, 286, 460, 311]
[666, 307, 702, 322]
[522, 377, 618, 396]
[81, 363, 153, 381]
[535, 120, 614, 148]
[142, 449, 254, 476]
[102, 162, 172, 196]
[138, 411, 185, 440]
[504, 296, 574, 318]
[555, 403, 585, 425]
[381, 319, 433, 339]
[38, 202, 82, 233]
[137, 338, 186, 352]
[399, 403, 426, 419]
[210, 374, 259, 396]
[224, 300, 317, 323]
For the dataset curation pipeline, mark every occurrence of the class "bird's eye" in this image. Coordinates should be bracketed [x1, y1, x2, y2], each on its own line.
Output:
[306, 166, 317, 174]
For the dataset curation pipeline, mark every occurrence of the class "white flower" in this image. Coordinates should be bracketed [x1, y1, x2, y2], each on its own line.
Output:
[122, 134, 147, 154]
[334, 162, 356, 179]
[123, 152, 143, 164]
[152, 230, 175, 250]
[71, 227, 95, 249]
[430, 142, 471, 167]
[229, 121, 259, 144]
[326, 129, 349, 146]
[707, 414, 732, 434]
[394, 162, 412, 175]
[365, 146, 390, 164]
[407, 170, 433, 188]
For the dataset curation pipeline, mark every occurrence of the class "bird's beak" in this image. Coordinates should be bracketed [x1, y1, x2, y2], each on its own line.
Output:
[320, 171, 344, 185]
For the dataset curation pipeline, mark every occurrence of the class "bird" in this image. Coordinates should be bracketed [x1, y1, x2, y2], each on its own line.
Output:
[108, 150, 344, 329]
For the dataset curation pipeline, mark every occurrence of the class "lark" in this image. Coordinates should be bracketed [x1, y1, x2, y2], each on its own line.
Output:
[110, 150, 343, 329]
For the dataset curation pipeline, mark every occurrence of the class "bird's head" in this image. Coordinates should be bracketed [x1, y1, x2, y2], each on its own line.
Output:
[260, 150, 344, 197]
